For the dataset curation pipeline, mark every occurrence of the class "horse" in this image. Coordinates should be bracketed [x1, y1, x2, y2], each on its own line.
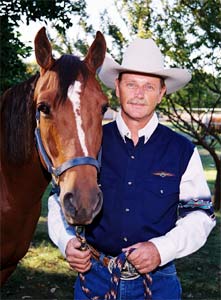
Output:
[0, 27, 108, 285]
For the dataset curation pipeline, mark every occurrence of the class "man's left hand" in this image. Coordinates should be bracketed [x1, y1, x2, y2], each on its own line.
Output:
[123, 241, 161, 274]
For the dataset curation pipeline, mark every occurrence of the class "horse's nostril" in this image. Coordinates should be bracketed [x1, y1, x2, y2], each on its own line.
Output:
[63, 192, 75, 215]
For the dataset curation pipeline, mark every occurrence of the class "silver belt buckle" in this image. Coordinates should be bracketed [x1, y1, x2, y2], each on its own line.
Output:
[108, 257, 140, 281]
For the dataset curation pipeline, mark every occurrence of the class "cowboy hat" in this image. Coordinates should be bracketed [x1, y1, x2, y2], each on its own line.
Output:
[98, 38, 191, 94]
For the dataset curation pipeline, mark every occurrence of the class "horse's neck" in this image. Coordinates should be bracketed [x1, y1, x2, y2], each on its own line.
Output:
[0, 148, 50, 210]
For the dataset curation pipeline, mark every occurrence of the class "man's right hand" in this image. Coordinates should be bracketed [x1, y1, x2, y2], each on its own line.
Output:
[65, 237, 92, 273]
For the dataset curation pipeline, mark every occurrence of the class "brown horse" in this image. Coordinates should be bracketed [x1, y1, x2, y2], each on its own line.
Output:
[0, 27, 107, 285]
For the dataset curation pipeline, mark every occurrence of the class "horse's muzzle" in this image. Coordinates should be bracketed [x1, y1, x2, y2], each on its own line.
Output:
[63, 188, 103, 225]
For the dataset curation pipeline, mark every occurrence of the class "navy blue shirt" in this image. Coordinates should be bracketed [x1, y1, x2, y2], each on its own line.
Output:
[86, 121, 195, 256]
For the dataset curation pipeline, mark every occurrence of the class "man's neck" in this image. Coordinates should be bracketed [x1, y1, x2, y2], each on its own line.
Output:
[121, 111, 153, 145]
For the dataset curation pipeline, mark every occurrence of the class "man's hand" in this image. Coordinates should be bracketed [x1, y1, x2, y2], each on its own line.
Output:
[123, 241, 161, 274]
[65, 237, 92, 273]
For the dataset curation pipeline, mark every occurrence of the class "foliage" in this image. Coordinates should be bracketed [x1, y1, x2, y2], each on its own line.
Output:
[0, 0, 87, 94]
[153, 0, 221, 210]
[0, 16, 30, 94]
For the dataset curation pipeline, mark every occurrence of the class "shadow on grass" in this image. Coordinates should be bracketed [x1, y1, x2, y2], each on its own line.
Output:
[1, 264, 77, 300]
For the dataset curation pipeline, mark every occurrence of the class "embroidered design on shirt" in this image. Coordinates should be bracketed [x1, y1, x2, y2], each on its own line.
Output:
[179, 199, 213, 209]
[152, 171, 175, 177]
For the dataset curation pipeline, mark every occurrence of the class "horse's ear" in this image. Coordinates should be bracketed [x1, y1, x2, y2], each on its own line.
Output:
[84, 31, 106, 73]
[34, 27, 55, 74]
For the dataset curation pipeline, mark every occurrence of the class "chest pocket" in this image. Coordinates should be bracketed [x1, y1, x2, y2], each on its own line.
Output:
[146, 177, 180, 198]
[137, 175, 180, 210]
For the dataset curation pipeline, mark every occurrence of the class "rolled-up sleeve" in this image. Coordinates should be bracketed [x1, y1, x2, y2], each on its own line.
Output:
[150, 147, 216, 266]
[48, 193, 75, 257]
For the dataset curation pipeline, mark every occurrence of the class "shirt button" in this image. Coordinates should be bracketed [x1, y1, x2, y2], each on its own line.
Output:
[123, 237, 128, 242]
[125, 208, 130, 212]
[128, 181, 132, 185]
[131, 155, 135, 159]
[160, 189, 164, 194]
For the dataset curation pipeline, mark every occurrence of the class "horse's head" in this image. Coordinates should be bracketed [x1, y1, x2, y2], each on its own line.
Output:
[34, 27, 108, 225]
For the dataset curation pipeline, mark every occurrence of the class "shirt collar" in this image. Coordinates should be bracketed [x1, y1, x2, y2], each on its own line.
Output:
[116, 109, 159, 144]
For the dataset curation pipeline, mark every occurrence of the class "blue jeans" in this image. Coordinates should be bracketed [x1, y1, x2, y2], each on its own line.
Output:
[74, 259, 182, 300]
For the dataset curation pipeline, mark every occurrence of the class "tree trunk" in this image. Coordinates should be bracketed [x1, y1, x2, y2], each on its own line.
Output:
[213, 156, 221, 211]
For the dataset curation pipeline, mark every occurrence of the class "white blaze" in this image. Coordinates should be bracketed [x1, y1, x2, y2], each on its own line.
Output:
[67, 81, 88, 156]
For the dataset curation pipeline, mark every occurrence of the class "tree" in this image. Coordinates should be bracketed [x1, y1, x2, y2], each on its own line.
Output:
[153, 0, 221, 210]
[100, 0, 221, 210]
[0, 16, 30, 93]
[0, 0, 87, 94]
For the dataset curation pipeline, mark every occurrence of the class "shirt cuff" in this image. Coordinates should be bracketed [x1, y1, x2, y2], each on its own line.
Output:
[58, 233, 75, 257]
[150, 235, 177, 266]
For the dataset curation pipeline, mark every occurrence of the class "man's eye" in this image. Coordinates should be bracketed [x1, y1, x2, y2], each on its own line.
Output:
[37, 102, 50, 115]
[127, 83, 136, 89]
[145, 84, 155, 91]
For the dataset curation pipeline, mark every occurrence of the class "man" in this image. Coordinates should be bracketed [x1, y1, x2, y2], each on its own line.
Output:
[48, 37, 215, 300]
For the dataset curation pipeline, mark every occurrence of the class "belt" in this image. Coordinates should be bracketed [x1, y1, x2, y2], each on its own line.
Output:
[88, 243, 140, 280]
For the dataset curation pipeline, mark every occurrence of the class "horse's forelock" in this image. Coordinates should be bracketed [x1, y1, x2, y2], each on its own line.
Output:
[54, 55, 88, 104]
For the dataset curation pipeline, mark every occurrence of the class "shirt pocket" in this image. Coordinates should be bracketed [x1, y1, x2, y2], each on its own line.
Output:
[145, 177, 180, 199]
[137, 176, 180, 221]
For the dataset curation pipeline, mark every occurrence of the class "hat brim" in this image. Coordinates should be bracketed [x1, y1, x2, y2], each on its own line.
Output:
[98, 56, 191, 94]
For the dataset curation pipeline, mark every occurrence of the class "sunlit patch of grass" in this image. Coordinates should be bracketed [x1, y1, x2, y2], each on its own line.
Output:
[22, 241, 72, 275]
[205, 169, 216, 182]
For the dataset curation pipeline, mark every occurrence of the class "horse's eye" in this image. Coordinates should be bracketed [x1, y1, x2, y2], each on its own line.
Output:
[102, 104, 108, 115]
[37, 103, 50, 115]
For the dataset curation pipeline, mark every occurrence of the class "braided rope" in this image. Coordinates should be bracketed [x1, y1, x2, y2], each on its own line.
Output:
[79, 249, 152, 300]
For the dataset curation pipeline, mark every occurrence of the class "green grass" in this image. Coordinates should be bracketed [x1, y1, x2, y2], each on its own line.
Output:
[176, 212, 221, 300]
[1, 149, 220, 299]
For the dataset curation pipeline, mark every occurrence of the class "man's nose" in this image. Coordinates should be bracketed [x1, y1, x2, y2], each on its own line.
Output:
[135, 86, 145, 98]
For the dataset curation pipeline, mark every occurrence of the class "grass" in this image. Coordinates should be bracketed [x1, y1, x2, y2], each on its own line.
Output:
[1, 147, 220, 300]
[176, 212, 221, 300]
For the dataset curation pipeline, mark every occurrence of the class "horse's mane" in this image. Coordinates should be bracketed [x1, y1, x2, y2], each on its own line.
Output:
[0, 55, 88, 164]
[1, 73, 40, 164]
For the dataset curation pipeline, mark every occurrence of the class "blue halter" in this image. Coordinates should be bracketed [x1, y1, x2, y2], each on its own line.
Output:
[35, 110, 100, 185]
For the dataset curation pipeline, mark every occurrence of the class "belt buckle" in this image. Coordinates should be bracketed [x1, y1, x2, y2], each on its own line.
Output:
[108, 257, 140, 281]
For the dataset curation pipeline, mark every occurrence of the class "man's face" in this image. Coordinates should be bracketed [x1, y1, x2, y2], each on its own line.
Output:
[115, 73, 166, 123]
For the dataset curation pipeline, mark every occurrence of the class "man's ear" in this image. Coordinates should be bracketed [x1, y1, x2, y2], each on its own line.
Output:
[115, 79, 120, 97]
[158, 85, 167, 104]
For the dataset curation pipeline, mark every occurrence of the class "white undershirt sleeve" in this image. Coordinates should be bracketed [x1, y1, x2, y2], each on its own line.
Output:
[48, 193, 75, 257]
[150, 210, 215, 265]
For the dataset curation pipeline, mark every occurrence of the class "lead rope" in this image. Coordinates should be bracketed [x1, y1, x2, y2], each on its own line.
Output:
[75, 227, 152, 300]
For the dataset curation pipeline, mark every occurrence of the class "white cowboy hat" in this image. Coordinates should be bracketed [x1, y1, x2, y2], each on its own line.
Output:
[98, 38, 191, 94]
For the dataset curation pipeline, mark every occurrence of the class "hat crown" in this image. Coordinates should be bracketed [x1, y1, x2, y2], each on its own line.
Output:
[122, 38, 164, 72]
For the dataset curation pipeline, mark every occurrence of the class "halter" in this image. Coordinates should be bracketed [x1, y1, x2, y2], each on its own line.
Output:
[35, 110, 100, 185]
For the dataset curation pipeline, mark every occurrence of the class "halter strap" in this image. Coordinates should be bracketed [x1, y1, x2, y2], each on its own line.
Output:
[35, 110, 100, 183]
